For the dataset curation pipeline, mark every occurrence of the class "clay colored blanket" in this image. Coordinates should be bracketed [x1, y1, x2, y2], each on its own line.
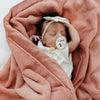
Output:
[0, 0, 100, 100]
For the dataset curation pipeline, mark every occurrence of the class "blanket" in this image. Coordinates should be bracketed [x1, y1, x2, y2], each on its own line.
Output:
[0, 0, 100, 99]
[0, 0, 23, 71]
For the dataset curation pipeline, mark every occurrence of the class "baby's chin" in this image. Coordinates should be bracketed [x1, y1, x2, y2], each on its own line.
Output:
[46, 44, 57, 49]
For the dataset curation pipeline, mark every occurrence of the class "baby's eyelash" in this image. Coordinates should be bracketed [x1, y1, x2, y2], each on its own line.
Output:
[49, 32, 56, 36]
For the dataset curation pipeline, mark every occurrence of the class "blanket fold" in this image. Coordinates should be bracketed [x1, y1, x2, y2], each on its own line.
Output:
[0, 0, 100, 99]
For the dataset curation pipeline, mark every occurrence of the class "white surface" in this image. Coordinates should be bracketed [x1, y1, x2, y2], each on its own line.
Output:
[0, 0, 23, 70]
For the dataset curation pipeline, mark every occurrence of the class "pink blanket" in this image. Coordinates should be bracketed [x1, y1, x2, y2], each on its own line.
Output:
[0, 0, 100, 99]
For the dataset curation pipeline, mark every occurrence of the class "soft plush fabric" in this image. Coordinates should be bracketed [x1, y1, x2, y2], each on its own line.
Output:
[0, 0, 100, 100]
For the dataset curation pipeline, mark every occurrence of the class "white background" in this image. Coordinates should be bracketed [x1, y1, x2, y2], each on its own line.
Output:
[0, 0, 23, 70]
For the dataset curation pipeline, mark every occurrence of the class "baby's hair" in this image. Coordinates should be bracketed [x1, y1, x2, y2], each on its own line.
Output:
[36, 11, 71, 42]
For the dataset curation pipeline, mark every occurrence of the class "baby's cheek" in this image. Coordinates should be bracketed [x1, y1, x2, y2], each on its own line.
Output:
[47, 38, 56, 47]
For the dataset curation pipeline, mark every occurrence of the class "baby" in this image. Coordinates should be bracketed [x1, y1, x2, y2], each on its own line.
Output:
[30, 16, 80, 79]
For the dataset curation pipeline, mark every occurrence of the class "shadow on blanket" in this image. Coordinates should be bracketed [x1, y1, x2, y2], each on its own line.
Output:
[0, 0, 100, 100]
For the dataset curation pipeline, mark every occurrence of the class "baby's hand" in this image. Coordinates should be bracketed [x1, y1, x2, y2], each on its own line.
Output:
[64, 18, 72, 28]
[30, 35, 40, 42]
[64, 21, 71, 28]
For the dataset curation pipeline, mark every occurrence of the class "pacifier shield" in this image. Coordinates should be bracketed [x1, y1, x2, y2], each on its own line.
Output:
[56, 37, 66, 49]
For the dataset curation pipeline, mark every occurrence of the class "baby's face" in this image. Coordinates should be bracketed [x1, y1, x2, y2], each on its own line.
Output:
[42, 22, 67, 48]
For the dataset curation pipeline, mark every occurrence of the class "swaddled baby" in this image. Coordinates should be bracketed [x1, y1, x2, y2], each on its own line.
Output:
[30, 16, 80, 79]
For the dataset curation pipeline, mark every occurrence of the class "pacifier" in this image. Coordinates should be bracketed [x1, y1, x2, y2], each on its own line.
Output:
[56, 37, 66, 49]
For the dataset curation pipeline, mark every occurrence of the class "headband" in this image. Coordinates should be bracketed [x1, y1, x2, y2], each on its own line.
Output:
[42, 16, 70, 41]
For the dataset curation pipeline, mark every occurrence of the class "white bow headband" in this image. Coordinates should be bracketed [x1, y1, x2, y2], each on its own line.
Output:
[42, 16, 70, 41]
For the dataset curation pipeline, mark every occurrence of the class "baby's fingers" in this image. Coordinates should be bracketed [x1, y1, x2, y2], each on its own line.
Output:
[34, 36, 40, 41]
[65, 21, 72, 28]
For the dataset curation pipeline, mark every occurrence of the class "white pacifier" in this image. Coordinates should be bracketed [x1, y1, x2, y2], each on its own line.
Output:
[56, 37, 66, 49]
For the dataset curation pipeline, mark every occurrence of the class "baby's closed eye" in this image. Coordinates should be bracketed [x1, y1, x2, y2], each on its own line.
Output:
[48, 32, 56, 36]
